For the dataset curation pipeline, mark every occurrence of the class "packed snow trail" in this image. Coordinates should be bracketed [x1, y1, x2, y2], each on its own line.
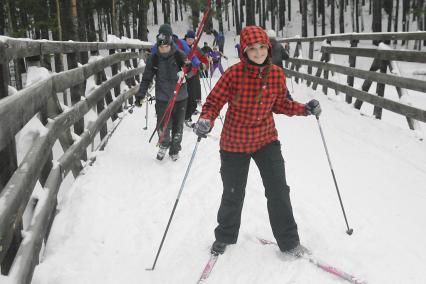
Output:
[31, 78, 426, 283]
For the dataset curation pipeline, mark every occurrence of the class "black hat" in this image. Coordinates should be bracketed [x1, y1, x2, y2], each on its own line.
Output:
[158, 24, 173, 36]
[157, 33, 172, 46]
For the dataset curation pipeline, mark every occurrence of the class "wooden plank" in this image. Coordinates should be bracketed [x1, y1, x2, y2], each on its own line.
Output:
[288, 57, 426, 93]
[284, 68, 426, 123]
[5, 167, 62, 284]
[278, 31, 426, 43]
[0, 79, 53, 151]
[321, 46, 426, 63]
[0, 37, 152, 61]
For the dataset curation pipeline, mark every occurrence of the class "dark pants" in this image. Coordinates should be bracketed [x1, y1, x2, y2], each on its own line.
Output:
[155, 99, 187, 155]
[214, 141, 300, 251]
[185, 74, 201, 120]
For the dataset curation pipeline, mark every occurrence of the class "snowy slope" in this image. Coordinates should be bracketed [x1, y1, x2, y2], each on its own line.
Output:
[30, 68, 426, 283]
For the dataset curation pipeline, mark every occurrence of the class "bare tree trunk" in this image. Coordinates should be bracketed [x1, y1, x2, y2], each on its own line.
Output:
[394, 0, 400, 44]
[174, 0, 179, 21]
[339, 0, 344, 33]
[0, 0, 5, 35]
[351, 0, 355, 32]
[262, 0, 266, 28]
[162, 0, 168, 23]
[153, 0, 158, 24]
[179, 0, 183, 21]
[240, 0, 245, 26]
[359, 0, 365, 31]
[112, 0, 119, 36]
[217, 0, 224, 32]
[355, 0, 360, 32]
[402, 0, 409, 45]
[138, 3, 148, 40]
[331, 0, 335, 33]
[246, 0, 255, 25]
[301, 0, 308, 36]
[372, 0, 382, 45]
[320, 0, 325, 35]
[287, 0, 291, 21]
[234, 0, 241, 34]
[271, 0, 277, 31]
[191, 0, 200, 31]
[279, 0, 285, 33]
[387, 0, 393, 33]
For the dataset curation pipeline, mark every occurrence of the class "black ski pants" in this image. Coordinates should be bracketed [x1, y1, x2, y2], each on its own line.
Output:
[185, 74, 201, 121]
[214, 141, 300, 251]
[155, 99, 187, 155]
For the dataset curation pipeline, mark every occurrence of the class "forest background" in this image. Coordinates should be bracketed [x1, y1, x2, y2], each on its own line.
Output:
[1, 0, 425, 44]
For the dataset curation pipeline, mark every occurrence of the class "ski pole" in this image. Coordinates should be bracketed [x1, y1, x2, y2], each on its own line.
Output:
[146, 137, 203, 270]
[143, 96, 149, 130]
[316, 116, 353, 236]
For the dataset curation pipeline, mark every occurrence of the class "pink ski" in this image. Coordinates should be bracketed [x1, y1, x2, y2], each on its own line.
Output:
[257, 237, 367, 284]
[196, 253, 219, 283]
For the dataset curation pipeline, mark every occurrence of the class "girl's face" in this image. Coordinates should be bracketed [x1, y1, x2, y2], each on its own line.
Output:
[245, 43, 268, 64]
[186, 38, 195, 46]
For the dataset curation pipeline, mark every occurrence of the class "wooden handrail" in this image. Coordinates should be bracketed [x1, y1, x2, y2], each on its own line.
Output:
[321, 46, 426, 63]
[285, 68, 426, 123]
[288, 57, 426, 93]
[0, 36, 152, 61]
[0, 52, 140, 151]
[277, 31, 426, 43]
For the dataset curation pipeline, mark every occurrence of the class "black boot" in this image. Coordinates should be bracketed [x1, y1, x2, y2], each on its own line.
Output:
[211, 240, 227, 255]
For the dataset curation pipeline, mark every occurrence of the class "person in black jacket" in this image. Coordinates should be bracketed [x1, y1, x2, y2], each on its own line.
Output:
[135, 24, 188, 161]
[267, 29, 293, 100]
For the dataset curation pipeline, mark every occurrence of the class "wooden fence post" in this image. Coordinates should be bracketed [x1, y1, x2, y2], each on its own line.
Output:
[346, 39, 359, 103]
[354, 58, 381, 110]
[306, 40, 314, 87]
[67, 52, 87, 160]
[373, 60, 389, 119]
[109, 48, 121, 119]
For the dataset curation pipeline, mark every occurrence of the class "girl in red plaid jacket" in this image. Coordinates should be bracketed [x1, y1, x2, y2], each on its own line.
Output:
[194, 26, 322, 256]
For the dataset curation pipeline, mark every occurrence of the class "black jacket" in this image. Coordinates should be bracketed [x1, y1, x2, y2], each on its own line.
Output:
[137, 44, 188, 102]
[270, 38, 289, 69]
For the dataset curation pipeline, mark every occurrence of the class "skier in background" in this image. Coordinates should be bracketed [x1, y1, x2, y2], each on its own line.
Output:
[267, 29, 293, 101]
[183, 30, 209, 127]
[212, 29, 225, 53]
[135, 24, 188, 161]
[208, 46, 227, 77]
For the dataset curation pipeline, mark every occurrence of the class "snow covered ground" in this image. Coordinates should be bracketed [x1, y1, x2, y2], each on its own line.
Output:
[30, 56, 426, 283]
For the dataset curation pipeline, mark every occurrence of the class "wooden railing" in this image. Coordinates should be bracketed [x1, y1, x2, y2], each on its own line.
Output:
[0, 36, 152, 283]
[279, 32, 426, 131]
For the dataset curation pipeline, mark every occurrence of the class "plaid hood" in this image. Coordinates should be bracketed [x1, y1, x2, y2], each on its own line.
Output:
[239, 26, 272, 62]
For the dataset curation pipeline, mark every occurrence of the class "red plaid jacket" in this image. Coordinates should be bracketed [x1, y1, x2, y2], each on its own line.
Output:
[200, 26, 307, 153]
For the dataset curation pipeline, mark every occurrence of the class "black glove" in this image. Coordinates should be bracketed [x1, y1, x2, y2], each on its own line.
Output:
[135, 97, 143, 107]
[193, 118, 212, 138]
[305, 99, 321, 116]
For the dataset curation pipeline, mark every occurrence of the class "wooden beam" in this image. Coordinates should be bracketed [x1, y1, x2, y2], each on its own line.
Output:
[284, 68, 426, 123]
[321, 46, 426, 63]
